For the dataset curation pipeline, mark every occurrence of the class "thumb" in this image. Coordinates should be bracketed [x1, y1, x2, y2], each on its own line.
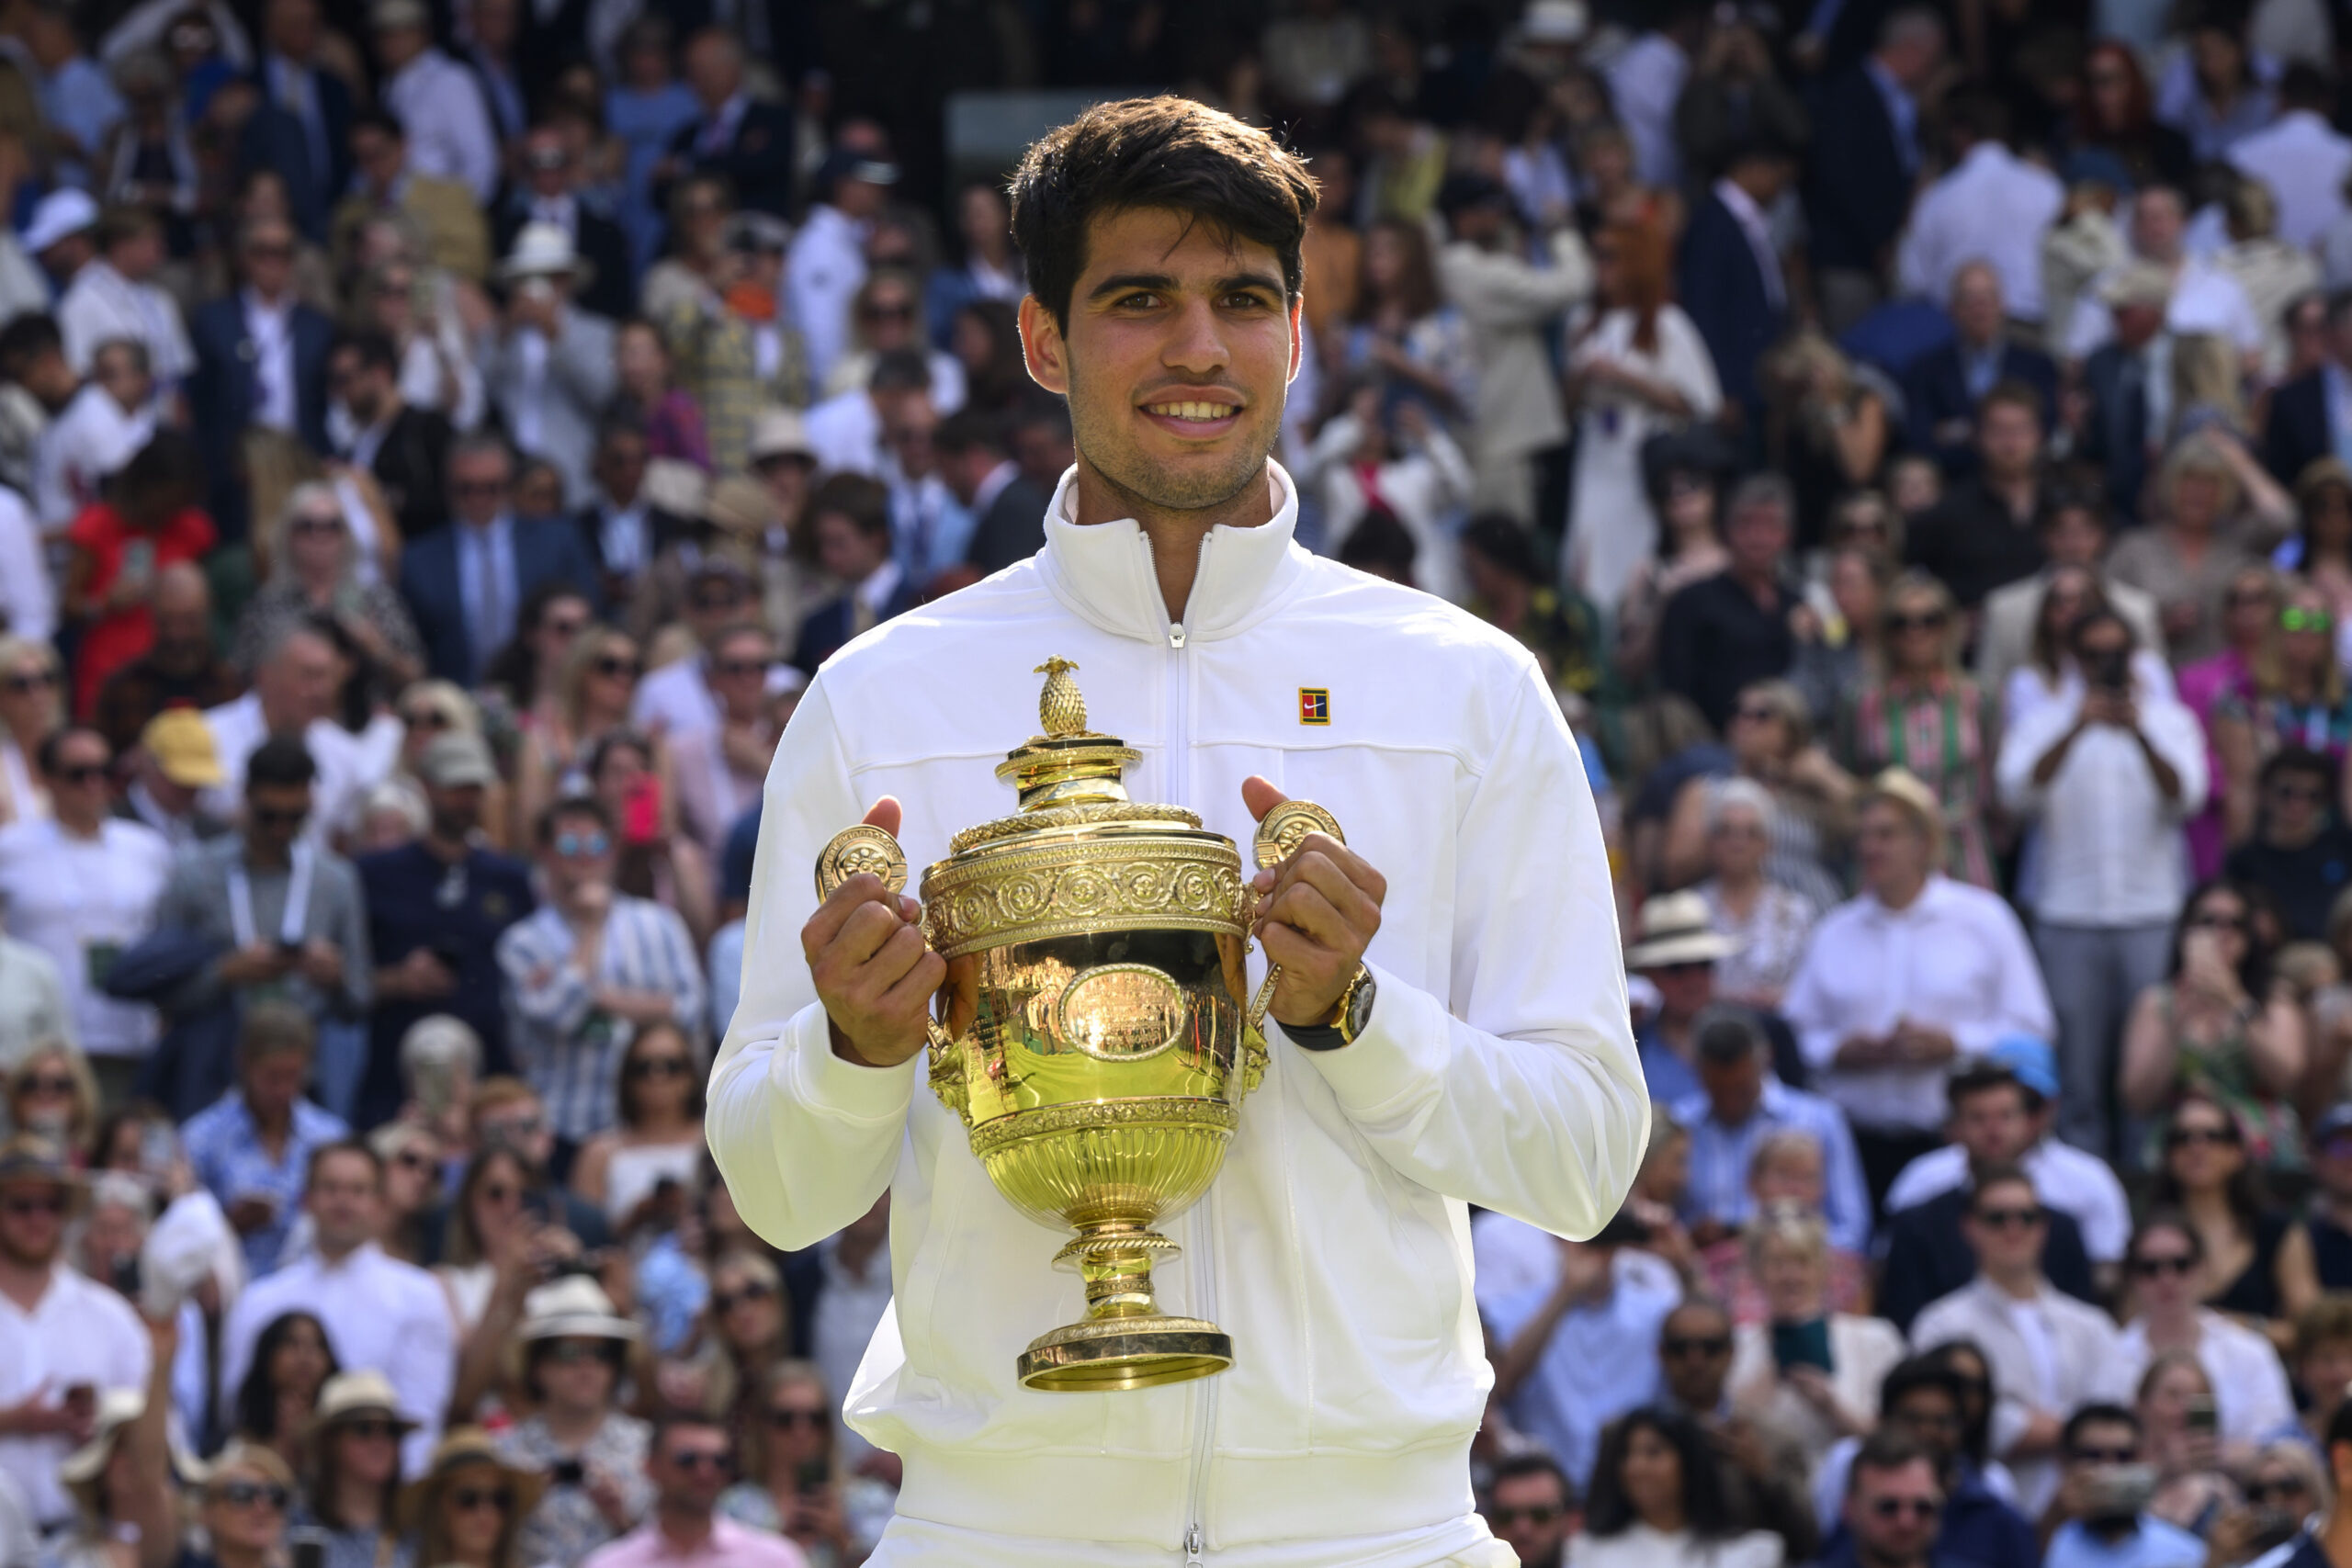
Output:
[1239, 775, 1288, 824]
[862, 795, 903, 839]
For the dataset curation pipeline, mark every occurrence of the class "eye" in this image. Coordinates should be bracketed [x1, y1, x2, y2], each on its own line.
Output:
[1114, 292, 1162, 310]
[1224, 291, 1272, 310]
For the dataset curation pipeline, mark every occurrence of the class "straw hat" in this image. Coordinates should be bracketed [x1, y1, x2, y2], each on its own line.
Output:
[314, 1370, 420, 1433]
[60, 1390, 211, 1516]
[0, 1134, 86, 1217]
[396, 1427, 546, 1535]
[1623, 891, 1740, 971]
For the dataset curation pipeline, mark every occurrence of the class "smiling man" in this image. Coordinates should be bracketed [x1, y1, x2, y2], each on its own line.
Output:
[708, 96, 1646, 1568]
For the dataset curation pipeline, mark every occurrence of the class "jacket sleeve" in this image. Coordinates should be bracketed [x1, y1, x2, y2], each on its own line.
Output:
[705, 677, 913, 1251]
[1441, 231, 1592, 330]
[1284, 660, 1647, 1240]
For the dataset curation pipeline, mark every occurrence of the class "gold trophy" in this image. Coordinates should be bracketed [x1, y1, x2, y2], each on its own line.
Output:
[813, 658, 1341, 1393]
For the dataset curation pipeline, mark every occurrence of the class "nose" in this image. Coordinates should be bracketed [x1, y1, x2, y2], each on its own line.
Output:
[1159, 296, 1230, 378]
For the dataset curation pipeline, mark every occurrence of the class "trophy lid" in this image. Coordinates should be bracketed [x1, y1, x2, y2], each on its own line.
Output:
[947, 659, 1201, 854]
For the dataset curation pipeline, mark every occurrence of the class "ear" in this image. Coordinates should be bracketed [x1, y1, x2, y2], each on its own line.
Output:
[1018, 294, 1069, 397]
[1286, 294, 1305, 388]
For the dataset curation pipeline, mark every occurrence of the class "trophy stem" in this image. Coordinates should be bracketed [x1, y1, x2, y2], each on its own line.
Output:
[1015, 1220, 1235, 1393]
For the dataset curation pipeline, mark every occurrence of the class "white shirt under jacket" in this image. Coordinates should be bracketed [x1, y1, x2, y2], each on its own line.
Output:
[707, 461, 1647, 1567]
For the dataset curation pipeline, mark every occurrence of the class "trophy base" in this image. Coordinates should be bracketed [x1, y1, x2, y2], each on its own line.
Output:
[1016, 1315, 1234, 1392]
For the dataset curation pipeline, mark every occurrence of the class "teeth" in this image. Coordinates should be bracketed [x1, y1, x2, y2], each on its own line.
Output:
[1146, 401, 1237, 422]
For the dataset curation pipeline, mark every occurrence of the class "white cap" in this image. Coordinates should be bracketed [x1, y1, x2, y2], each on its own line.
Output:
[21, 188, 97, 254]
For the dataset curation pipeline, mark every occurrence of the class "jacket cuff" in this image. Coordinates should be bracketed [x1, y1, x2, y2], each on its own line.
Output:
[780, 1001, 917, 1123]
[1285, 963, 1448, 1120]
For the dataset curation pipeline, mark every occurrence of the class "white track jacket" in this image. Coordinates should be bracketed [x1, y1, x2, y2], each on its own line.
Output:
[707, 462, 1648, 1565]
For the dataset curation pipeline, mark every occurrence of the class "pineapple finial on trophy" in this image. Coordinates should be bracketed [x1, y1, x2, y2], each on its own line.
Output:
[1035, 657, 1087, 736]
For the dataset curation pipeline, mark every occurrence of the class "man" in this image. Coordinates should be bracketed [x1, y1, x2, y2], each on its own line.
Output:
[663, 28, 795, 221]
[580, 1410, 808, 1568]
[2066, 185, 2261, 365]
[0, 1136, 149, 1537]
[180, 1000, 347, 1274]
[22, 189, 96, 299]
[255, 0, 353, 226]
[785, 146, 897, 387]
[2074, 264, 2177, 522]
[2227, 64, 2352, 251]
[943, 408, 1050, 576]
[188, 216, 334, 532]
[483, 225, 617, 510]
[1883, 1040, 2132, 1274]
[2249, 1382, 2352, 1568]
[1655, 474, 1800, 733]
[1806, 9, 1940, 332]
[1999, 607, 2207, 1155]
[1624, 890, 1737, 1103]
[576, 419, 696, 626]
[1815, 1358, 2041, 1564]
[1655, 1298, 1820, 1558]
[33, 335, 154, 534]
[0, 313, 80, 502]
[1974, 491, 2164, 698]
[0, 918, 70, 1071]
[21, 0, 124, 195]
[330, 110, 491, 285]
[368, 0, 497, 203]
[805, 349, 933, 480]
[2268, 288, 2352, 488]
[1677, 134, 1795, 419]
[0, 728, 172, 1104]
[55, 209, 192, 387]
[630, 558, 757, 737]
[327, 328, 450, 542]
[1903, 381, 2050, 612]
[92, 565, 241, 756]
[708, 97, 1645, 1565]
[356, 731, 536, 1130]
[498, 797, 702, 1171]
[2227, 749, 2352, 942]
[2042, 1404, 2205, 1568]
[1482, 1453, 1577, 1568]
[788, 472, 916, 673]
[1909, 1165, 2132, 1516]
[496, 123, 633, 323]
[117, 706, 233, 845]
[1905, 264, 2060, 474]
[442, 1076, 610, 1252]
[400, 436, 601, 685]
[879, 385, 956, 586]
[200, 620, 373, 843]
[1894, 93, 2064, 324]
[1823, 1433, 1951, 1568]
[218, 1141, 454, 1472]
[1434, 172, 1589, 525]
[1674, 1005, 1871, 1253]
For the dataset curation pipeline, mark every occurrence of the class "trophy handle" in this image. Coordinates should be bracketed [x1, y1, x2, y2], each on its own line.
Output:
[925, 1018, 968, 1119]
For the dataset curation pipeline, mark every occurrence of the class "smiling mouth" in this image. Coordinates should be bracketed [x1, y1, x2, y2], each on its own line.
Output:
[1141, 400, 1239, 422]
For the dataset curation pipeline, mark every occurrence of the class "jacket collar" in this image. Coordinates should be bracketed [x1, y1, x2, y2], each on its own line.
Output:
[1035, 461, 1309, 646]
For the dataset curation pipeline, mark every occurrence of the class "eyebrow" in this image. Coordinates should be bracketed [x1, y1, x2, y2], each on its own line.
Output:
[1086, 271, 1285, 302]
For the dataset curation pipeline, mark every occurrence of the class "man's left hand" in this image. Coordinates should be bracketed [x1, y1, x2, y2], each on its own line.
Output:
[1242, 776, 1385, 1030]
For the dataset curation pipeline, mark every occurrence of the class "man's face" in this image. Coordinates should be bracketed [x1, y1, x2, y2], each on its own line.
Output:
[707, 632, 774, 718]
[330, 349, 389, 424]
[688, 575, 751, 640]
[373, 22, 424, 72]
[111, 227, 162, 281]
[1487, 1471, 1575, 1566]
[0, 1178, 67, 1267]
[1643, 959, 1713, 1022]
[1697, 1046, 1764, 1124]
[1951, 267, 2003, 344]
[1953, 1084, 2032, 1167]
[245, 783, 312, 855]
[426, 780, 484, 841]
[2064, 1416, 2140, 1490]
[243, 1050, 309, 1124]
[46, 730, 109, 821]
[1856, 801, 1929, 896]
[1846, 1458, 1944, 1564]
[263, 633, 337, 725]
[81, 1199, 143, 1286]
[242, 223, 296, 297]
[266, 0, 320, 58]
[814, 512, 887, 583]
[1020, 207, 1299, 523]
[307, 1151, 380, 1254]
[2044, 508, 2106, 568]
[1659, 1304, 1735, 1410]
[2133, 192, 2186, 262]
[2262, 767, 2328, 846]
[19, 344, 74, 409]
[353, 127, 401, 191]
[653, 1425, 733, 1513]
[860, 279, 921, 352]
[2315, 1125, 2352, 1201]
[152, 580, 212, 656]
[524, 131, 572, 199]
[541, 810, 616, 894]
[2301, 1337, 2352, 1417]
[1724, 502, 1789, 576]
[1979, 401, 2041, 476]
[94, 346, 153, 413]
[1888, 1389, 1963, 1467]
[684, 37, 739, 105]
[478, 1100, 553, 1171]
[594, 433, 647, 504]
[887, 398, 939, 479]
[1962, 1179, 2048, 1276]
[450, 450, 512, 527]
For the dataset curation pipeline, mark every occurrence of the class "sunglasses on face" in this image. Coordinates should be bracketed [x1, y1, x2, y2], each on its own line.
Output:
[2246, 1477, 2311, 1504]
[448, 1485, 513, 1513]
[767, 1407, 826, 1429]
[554, 831, 610, 858]
[542, 1341, 613, 1365]
[17, 1073, 74, 1096]
[691, 592, 744, 613]
[212, 1482, 291, 1511]
[667, 1450, 731, 1473]
[2283, 607, 2335, 633]
[2070, 1445, 2135, 1465]
[401, 708, 454, 730]
[2167, 1123, 2237, 1148]
[5, 669, 56, 694]
[713, 1280, 775, 1314]
[627, 1055, 690, 1080]
[1732, 704, 1782, 725]
[2131, 1254, 2196, 1278]
[251, 806, 309, 829]
[451, 479, 507, 498]
[2269, 782, 2324, 804]
[1662, 1335, 1732, 1358]
[593, 656, 641, 680]
[291, 515, 344, 536]
[1887, 610, 1949, 633]
[340, 1418, 401, 1442]
[713, 659, 770, 679]
[1870, 1497, 1941, 1521]
[2187, 910, 2245, 933]
[544, 615, 589, 637]
[1972, 1205, 2046, 1231]
[480, 1182, 520, 1205]
[52, 762, 106, 785]
[1489, 1505, 1565, 1527]
[392, 1149, 431, 1171]
[0, 1192, 65, 1217]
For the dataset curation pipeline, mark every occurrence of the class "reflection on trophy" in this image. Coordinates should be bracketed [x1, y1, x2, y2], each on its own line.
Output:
[814, 658, 1342, 1392]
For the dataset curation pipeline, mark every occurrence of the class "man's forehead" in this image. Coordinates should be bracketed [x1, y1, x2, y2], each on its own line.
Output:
[1075, 207, 1282, 281]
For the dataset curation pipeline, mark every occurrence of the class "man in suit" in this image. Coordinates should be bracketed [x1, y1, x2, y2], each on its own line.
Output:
[1678, 133, 1797, 424]
[2267, 286, 2352, 486]
[481, 224, 617, 510]
[661, 28, 793, 218]
[494, 123, 634, 321]
[790, 471, 915, 672]
[575, 418, 698, 621]
[255, 0, 352, 231]
[1905, 262, 2059, 476]
[2075, 263, 2173, 521]
[1803, 7, 1939, 333]
[328, 328, 452, 542]
[332, 110, 492, 286]
[400, 435, 601, 684]
[187, 216, 335, 536]
[939, 407, 1049, 577]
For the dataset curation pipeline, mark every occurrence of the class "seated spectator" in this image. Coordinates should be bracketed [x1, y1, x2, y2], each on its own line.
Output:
[1905, 263, 2060, 478]
[2132, 1351, 2239, 1535]
[1655, 476, 1802, 736]
[1758, 333, 1894, 555]
[701, 1249, 791, 1470]
[1626, 891, 1740, 1103]
[182, 1002, 348, 1275]
[2178, 565, 2276, 877]
[0, 637, 60, 831]
[1298, 387, 1473, 606]
[230, 483, 424, 691]
[495, 1276, 653, 1566]
[1785, 770, 2055, 1207]
[1460, 513, 1611, 710]
[1819, 1433, 1951, 1568]
[1698, 1130, 1872, 1325]
[199, 623, 377, 847]
[2226, 750, 2352, 943]
[1811, 1357, 2038, 1564]
[229, 1309, 336, 1478]
[2122, 890, 2309, 1169]
[91, 564, 243, 761]
[1673, 1007, 1870, 1254]
[717, 1360, 894, 1563]
[1976, 490, 2164, 707]
[219, 1141, 455, 1473]
[62, 432, 216, 720]
[1903, 382, 2050, 615]
[6, 1042, 95, 1155]
[1910, 1165, 2133, 1516]
[2146, 1096, 2319, 1336]
[2041, 1403, 2206, 1568]
[118, 706, 234, 849]
[570, 1021, 703, 1239]
[1726, 1203, 1905, 1472]
[1480, 1450, 1578, 1568]
[2224, 1438, 2329, 1559]
[185, 1441, 301, 1568]
[1690, 782, 1825, 1010]
[589, 729, 717, 947]
[1996, 603, 2209, 1157]
[55, 1370, 185, 1568]
[579, 1407, 805, 1568]
[2311, 1113, 2352, 1291]
[668, 623, 777, 857]
[1612, 438, 1727, 692]
[2115, 1213, 2299, 1451]
[1653, 1299, 1819, 1559]
[790, 474, 916, 674]
[2109, 430, 2288, 668]
[2295, 1296, 2352, 1451]
[404, 1427, 548, 1568]
[1659, 681, 1851, 913]
[455, 1077, 613, 1255]
[296, 1370, 413, 1568]
[1565, 1405, 1784, 1567]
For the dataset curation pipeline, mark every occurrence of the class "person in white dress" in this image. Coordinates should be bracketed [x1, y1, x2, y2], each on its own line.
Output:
[1564, 207, 1722, 617]
[1565, 1405, 1783, 1567]
[568, 1021, 705, 1234]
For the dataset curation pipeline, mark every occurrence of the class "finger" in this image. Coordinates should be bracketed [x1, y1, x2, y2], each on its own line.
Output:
[862, 795, 903, 838]
[800, 872, 900, 958]
[1240, 774, 1288, 824]
[1269, 832, 1386, 908]
[1263, 880, 1353, 951]
[878, 948, 947, 1015]
[854, 921, 932, 995]
[824, 899, 910, 973]
[1272, 847, 1385, 935]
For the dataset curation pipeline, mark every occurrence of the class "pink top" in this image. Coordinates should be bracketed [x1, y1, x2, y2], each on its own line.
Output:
[2176, 647, 2252, 879]
[581, 1517, 810, 1568]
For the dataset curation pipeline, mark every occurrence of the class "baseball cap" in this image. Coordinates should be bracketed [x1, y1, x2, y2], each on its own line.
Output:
[369, 0, 428, 30]
[816, 148, 899, 193]
[416, 732, 497, 789]
[1984, 1033, 2060, 1101]
[141, 708, 223, 789]
[21, 188, 97, 254]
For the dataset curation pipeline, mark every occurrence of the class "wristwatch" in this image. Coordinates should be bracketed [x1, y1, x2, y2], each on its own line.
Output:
[1283, 964, 1376, 1052]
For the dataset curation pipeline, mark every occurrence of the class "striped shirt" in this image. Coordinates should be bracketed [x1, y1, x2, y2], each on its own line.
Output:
[497, 895, 705, 1142]
[1670, 1077, 1874, 1254]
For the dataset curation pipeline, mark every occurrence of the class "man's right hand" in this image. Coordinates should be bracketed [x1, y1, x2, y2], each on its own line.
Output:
[218, 942, 293, 986]
[391, 947, 457, 999]
[804, 797, 944, 1068]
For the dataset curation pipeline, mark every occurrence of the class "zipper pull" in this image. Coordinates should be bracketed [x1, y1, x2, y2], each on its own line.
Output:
[1169, 624, 1187, 649]
[1184, 1524, 1204, 1567]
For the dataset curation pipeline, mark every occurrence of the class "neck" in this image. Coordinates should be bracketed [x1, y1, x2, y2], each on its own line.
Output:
[0, 1252, 51, 1307]
[1731, 558, 1779, 594]
[316, 1235, 364, 1267]
[2143, 1302, 2199, 1344]
[2321, 1505, 2352, 1560]
[1984, 1264, 2041, 1299]
[53, 807, 100, 840]
[424, 827, 469, 863]
[1639, 1504, 1686, 1535]
[1714, 865, 1761, 900]
[213, 1545, 268, 1568]
[1989, 469, 2036, 509]
[331, 1473, 382, 1529]
[150, 639, 206, 677]
[243, 834, 292, 871]
[1070, 457, 1274, 625]
[656, 1503, 713, 1550]
[2183, 1189, 2233, 1228]
[543, 1402, 604, 1446]
[1876, 871, 1929, 910]
[1854, 1548, 1924, 1568]
[249, 1098, 292, 1137]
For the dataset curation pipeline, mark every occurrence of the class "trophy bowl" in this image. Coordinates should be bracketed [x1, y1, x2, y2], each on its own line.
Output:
[815, 659, 1339, 1393]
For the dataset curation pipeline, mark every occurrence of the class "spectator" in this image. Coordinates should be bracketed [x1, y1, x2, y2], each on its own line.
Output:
[1822, 1433, 1952, 1568]
[2109, 430, 2287, 667]
[2280, 458, 2352, 629]
[2121, 887, 2308, 1167]
[576, 420, 697, 626]
[1974, 492, 2164, 707]
[1653, 1297, 1820, 1556]
[580, 1407, 807, 1568]
[483, 226, 618, 513]
[589, 729, 716, 946]
[1564, 1404, 1784, 1567]
[1905, 382, 2050, 615]
[63, 432, 216, 719]
[2151, 1093, 2320, 1334]
[1614, 438, 1729, 689]
[1690, 782, 1824, 1010]
[496, 1276, 654, 1567]
[668, 624, 777, 856]
[1460, 513, 1610, 710]
[56, 207, 192, 385]
[298, 1370, 413, 1568]
[568, 1021, 703, 1237]
[229, 1309, 335, 1476]
[2227, 750, 2352, 942]
[514, 624, 647, 843]
[1802, 9, 1935, 330]
[2309, 1112, 2352, 1289]
[2215, 177, 2324, 384]
[494, 123, 634, 325]
[2041, 1403, 2207, 1568]
[404, 1427, 548, 1568]
[0, 931, 69, 1070]
[1812, 1355, 2040, 1563]
[32, 334, 154, 538]
[184, 1441, 302, 1568]
[630, 558, 754, 739]
[2117, 1213, 2300, 1452]
[716, 1359, 891, 1562]
[701, 1247, 789, 1469]
[1906, 265, 2061, 477]
[231, 484, 424, 694]
[1626, 892, 1739, 1104]
[6, 1042, 95, 1154]
[187, 216, 334, 534]
[181, 1001, 347, 1274]
[219, 1140, 455, 1473]
[2214, 581, 2352, 843]
[1482, 1450, 1578, 1568]
[400, 436, 602, 686]
[1677, 135, 1796, 419]
[356, 729, 536, 1129]
[1996, 567, 2160, 740]
[371, 1120, 438, 1263]
[0, 637, 60, 830]
[1894, 93, 2065, 325]
[789, 474, 915, 674]
[198, 622, 374, 846]
[783, 149, 894, 389]
[0, 1134, 151, 1537]
[1660, 681, 1852, 911]
[2213, 1441, 2330, 1562]
[823, 268, 966, 417]
[1298, 390, 1472, 606]
[940, 408, 1049, 580]
[328, 328, 453, 545]
[1674, 1006, 1870, 1253]
[1909, 1165, 2133, 1515]
[92, 565, 242, 760]
[368, 0, 496, 203]
[1656, 476, 1802, 735]
[2068, 184, 2263, 363]
[1725, 1203, 1905, 1472]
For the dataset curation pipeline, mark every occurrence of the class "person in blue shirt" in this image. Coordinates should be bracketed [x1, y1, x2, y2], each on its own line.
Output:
[2043, 1404, 2206, 1568]
[182, 1000, 348, 1275]
[2245, 1393, 2352, 1567]
[1629, 890, 1740, 1106]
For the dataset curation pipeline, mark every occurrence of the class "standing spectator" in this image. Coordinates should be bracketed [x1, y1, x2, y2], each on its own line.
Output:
[1807, 9, 1940, 333]
[356, 731, 536, 1130]
[1674, 1006, 1871, 1254]
[940, 409, 1049, 580]
[2226, 750, 2352, 942]
[1432, 173, 1589, 527]
[399, 436, 602, 686]
[55, 208, 192, 385]
[784, 150, 894, 390]
[328, 329, 452, 545]
[1563, 1405, 1784, 1568]
[405, 1427, 547, 1568]
[368, 0, 496, 203]
[1677, 136, 1796, 419]
[0, 1135, 151, 1538]
[198, 623, 374, 846]
[1296, 390, 1471, 604]
[118, 708, 232, 848]
[231, 485, 424, 692]
[32, 335, 155, 537]
[174, 1005, 350, 1278]
[299, 1370, 414, 1568]
[256, 0, 353, 224]
[1784, 772, 2054, 1204]
[497, 796, 703, 1169]
[664, 28, 794, 219]
[0, 727, 173, 1104]
[2070, 265, 2173, 525]
[2065, 185, 2263, 363]
[1652, 1298, 1822, 1556]
[514, 625, 649, 840]
[1909, 1165, 2133, 1515]
[1894, 94, 2066, 325]
[1339, 219, 1472, 421]
[91, 564, 242, 759]
[575, 420, 697, 626]
[482, 227, 618, 512]
[1626, 892, 1739, 1104]
[567, 1021, 703, 1235]
[2225, 67, 2350, 250]
[2213, 581, 2352, 843]
[789, 475, 916, 674]
[579, 1409, 807, 1568]
[497, 1276, 654, 1567]
[1725, 1204, 1905, 1472]
[62, 433, 216, 719]
[2112, 1212, 2300, 1449]
[2041, 1404, 2206, 1568]
[1656, 476, 1801, 735]
[1904, 383, 2050, 615]
[220, 1140, 454, 1472]
[2214, 178, 2323, 382]
[494, 124, 634, 324]
[589, 731, 716, 948]
[1998, 606, 2208, 1155]
[187, 216, 334, 534]
[1906, 265, 2061, 478]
